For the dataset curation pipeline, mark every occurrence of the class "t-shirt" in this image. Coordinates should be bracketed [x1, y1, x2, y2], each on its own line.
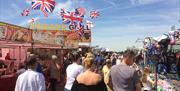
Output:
[65, 63, 84, 90]
[102, 65, 110, 84]
[102, 65, 112, 91]
[49, 62, 60, 80]
[109, 64, 139, 91]
[15, 69, 45, 91]
[36, 62, 43, 73]
[95, 56, 102, 63]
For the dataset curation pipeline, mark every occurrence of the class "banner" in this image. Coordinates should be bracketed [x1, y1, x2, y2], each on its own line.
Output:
[32, 30, 65, 46]
[0, 24, 32, 42]
[29, 23, 66, 30]
[0, 26, 6, 40]
[32, 30, 91, 48]
[0, 22, 91, 48]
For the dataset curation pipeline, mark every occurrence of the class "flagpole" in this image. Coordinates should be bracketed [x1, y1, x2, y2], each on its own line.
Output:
[29, 21, 35, 54]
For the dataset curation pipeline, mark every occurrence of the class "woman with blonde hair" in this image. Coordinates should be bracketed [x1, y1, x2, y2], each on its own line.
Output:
[71, 54, 107, 91]
[142, 67, 155, 91]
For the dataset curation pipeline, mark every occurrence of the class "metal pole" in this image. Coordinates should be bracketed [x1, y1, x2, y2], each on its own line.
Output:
[19, 46, 21, 62]
[155, 61, 158, 90]
[143, 51, 146, 67]
[31, 42, 34, 53]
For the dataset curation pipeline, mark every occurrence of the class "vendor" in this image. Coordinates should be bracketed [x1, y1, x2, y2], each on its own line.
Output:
[5, 53, 11, 60]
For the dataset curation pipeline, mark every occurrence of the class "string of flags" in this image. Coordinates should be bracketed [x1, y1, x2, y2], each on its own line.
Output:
[22, 0, 100, 18]
[22, 0, 55, 17]
[60, 8, 85, 37]
[21, 0, 100, 37]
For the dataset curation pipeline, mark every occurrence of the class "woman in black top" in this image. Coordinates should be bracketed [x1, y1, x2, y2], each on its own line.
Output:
[71, 53, 107, 91]
[71, 79, 107, 91]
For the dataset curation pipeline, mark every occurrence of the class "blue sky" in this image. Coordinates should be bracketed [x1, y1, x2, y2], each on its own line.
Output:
[0, 0, 180, 51]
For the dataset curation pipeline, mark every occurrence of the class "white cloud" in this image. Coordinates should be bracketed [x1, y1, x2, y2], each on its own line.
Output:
[98, 6, 114, 11]
[104, 8, 179, 25]
[99, 0, 126, 11]
[27, 17, 40, 23]
[130, 0, 163, 5]
[92, 23, 173, 51]
[1, 3, 21, 20]
[25, 0, 32, 5]
[103, 0, 117, 6]
[19, 17, 40, 26]
[53, 0, 73, 13]
[11, 3, 20, 12]
[98, 2, 140, 12]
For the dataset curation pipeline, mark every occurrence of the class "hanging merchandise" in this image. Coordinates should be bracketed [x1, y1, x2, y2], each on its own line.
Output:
[168, 30, 176, 45]
[21, 8, 30, 16]
[31, 0, 55, 17]
[90, 10, 99, 19]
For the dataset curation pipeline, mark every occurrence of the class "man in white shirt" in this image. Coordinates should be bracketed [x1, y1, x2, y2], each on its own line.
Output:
[15, 55, 45, 91]
[64, 52, 84, 91]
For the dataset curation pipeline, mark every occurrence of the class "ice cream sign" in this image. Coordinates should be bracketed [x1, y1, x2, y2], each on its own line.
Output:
[29, 23, 67, 30]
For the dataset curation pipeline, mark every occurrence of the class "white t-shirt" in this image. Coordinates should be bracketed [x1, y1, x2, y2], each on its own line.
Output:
[116, 59, 121, 65]
[65, 63, 84, 90]
[15, 69, 45, 91]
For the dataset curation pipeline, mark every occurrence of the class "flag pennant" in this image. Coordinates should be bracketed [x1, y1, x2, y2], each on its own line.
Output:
[31, 0, 55, 17]
[21, 8, 30, 16]
[61, 9, 83, 25]
[75, 22, 84, 37]
[75, 7, 86, 17]
[27, 18, 38, 23]
[86, 20, 94, 29]
[90, 10, 99, 19]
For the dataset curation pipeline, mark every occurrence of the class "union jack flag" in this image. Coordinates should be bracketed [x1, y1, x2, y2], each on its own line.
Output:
[31, 0, 55, 17]
[75, 7, 86, 17]
[75, 22, 84, 37]
[61, 9, 83, 25]
[60, 8, 66, 16]
[90, 10, 99, 19]
[21, 8, 30, 16]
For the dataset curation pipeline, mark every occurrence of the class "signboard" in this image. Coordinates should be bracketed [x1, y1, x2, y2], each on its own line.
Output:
[29, 23, 66, 30]
[32, 30, 91, 48]
[32, 30, 65, 46]
[0, 26, 6, 40]
[0, 22, 91, 48]
[0, 25, 32, 42]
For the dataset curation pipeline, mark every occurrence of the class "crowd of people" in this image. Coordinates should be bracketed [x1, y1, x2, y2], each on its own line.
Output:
[11, 49, 144, 91]
[1, 48, 178, 91]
